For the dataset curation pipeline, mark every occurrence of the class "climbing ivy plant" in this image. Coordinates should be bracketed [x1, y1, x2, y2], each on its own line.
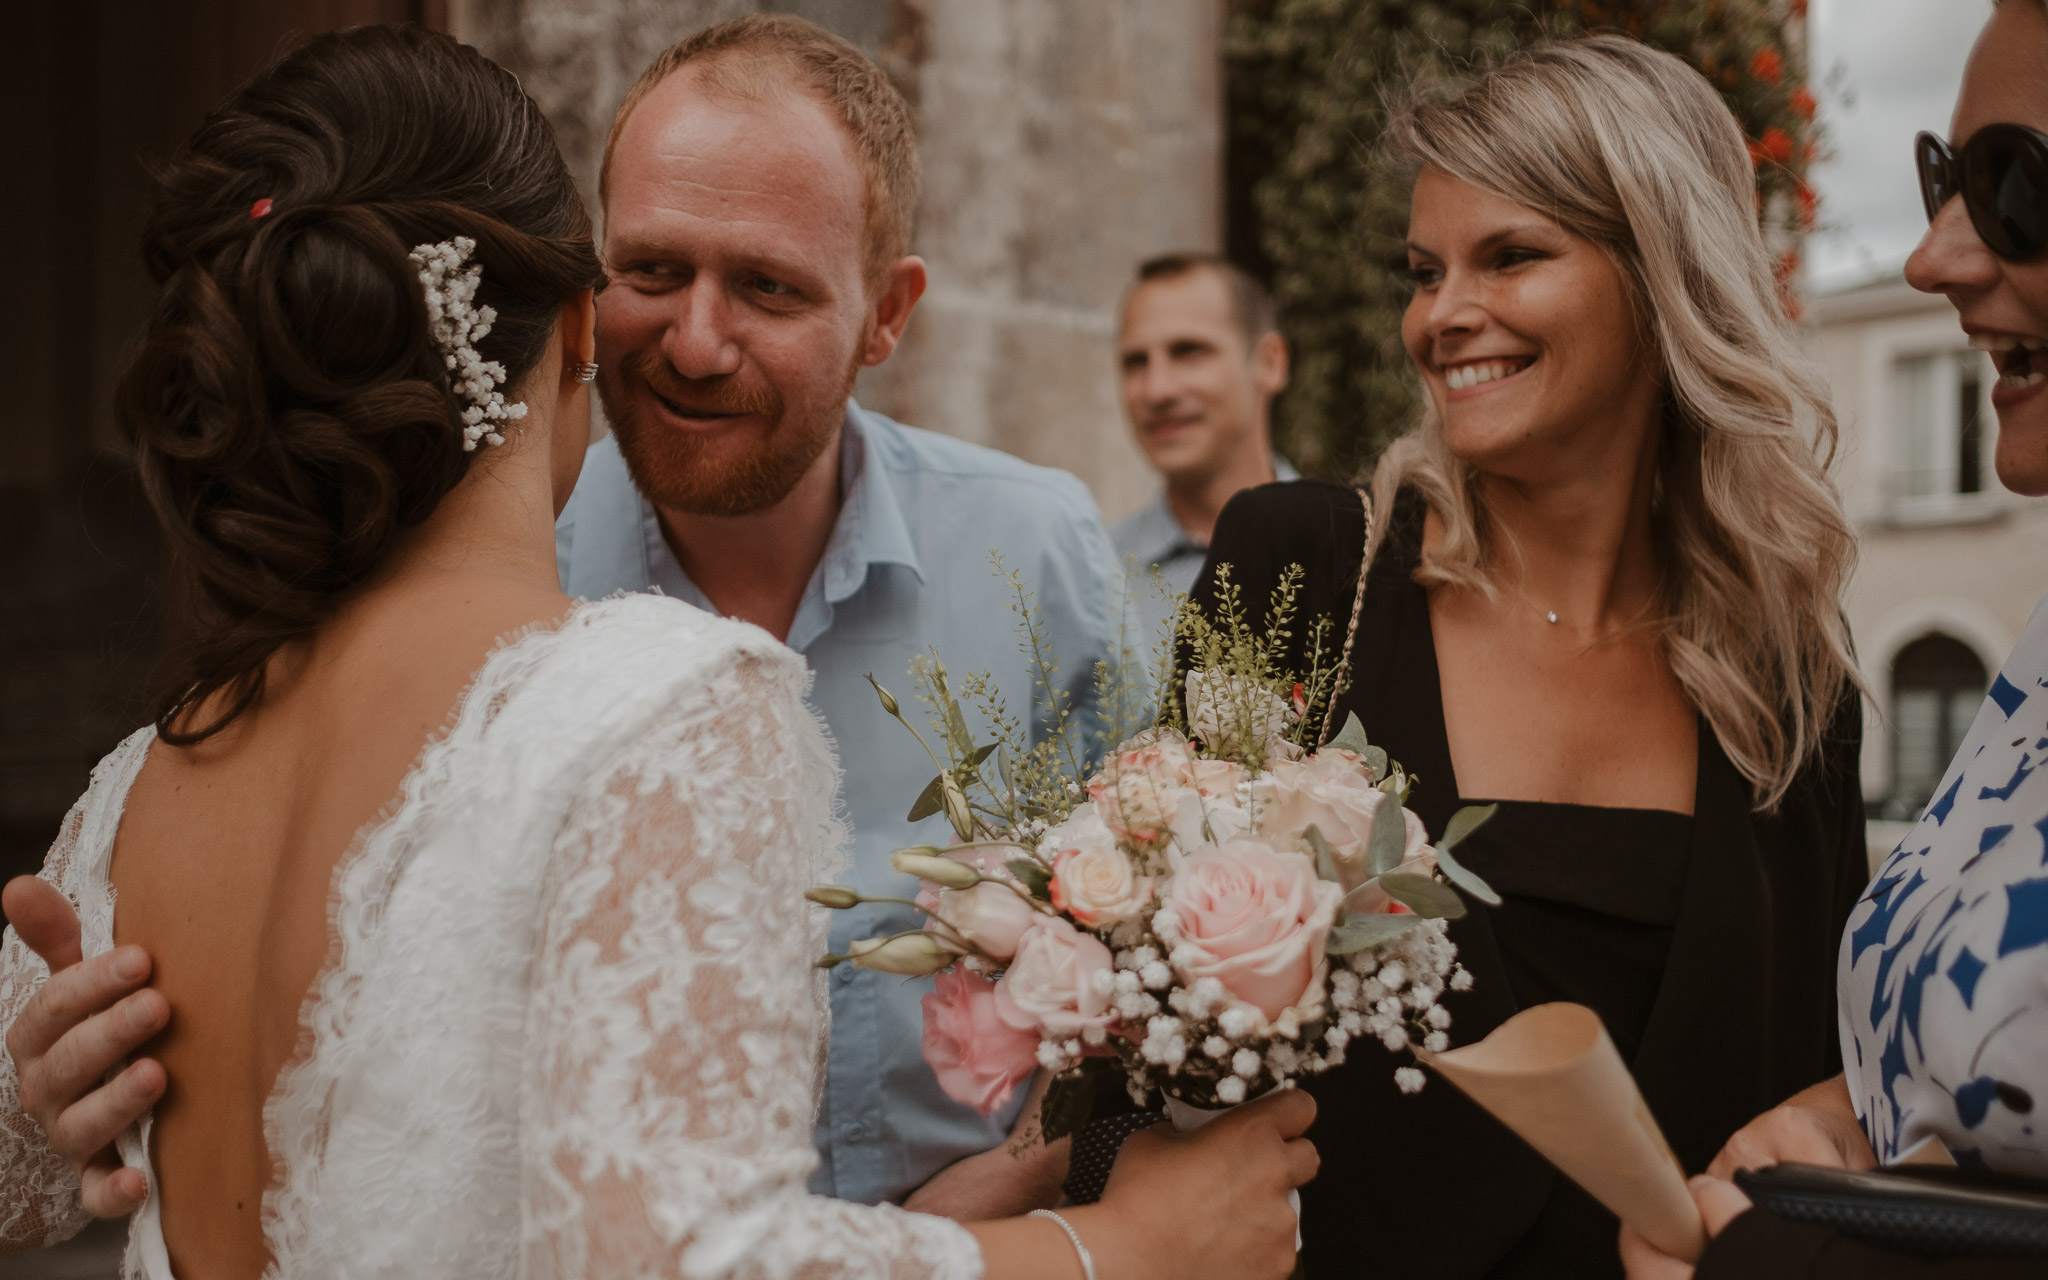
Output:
[1226, 0, 1817, 479]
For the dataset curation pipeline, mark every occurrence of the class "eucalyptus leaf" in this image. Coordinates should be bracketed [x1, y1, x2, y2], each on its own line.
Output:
[1327, 712, 1373, 759]
[1361, 744, 1389, 781]
[1367, 793, 1408, 876]
[1438, 802, 1498, 852]
[969, 742, 999, 767]
[1327, 911, 1425, 954]
[1007, 858, 1054, 900]
[907, 774, 945, 822]
[1434, 839, 1502, 907]
[1040, 1069, 1097, 1143]
[1377, 872, 1468, 920]
[1303, 824, 1339, 884]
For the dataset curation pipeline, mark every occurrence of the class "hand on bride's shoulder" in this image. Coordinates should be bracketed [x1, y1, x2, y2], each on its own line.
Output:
[1092, 1088, 1318, 1280]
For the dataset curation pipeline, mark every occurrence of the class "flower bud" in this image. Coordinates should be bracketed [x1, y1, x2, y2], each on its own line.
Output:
[892, 851, 983, 889]
[848, 933, 955, 977]
[805, 885, 863, 909]
[941, 773, 974, 841]
[868, 677, 902, 719]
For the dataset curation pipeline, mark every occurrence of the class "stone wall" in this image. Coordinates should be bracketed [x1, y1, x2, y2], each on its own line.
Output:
[456, 0, 1223, 524]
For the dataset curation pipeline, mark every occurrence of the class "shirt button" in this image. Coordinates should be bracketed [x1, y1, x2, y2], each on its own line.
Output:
[844, 1120, 867, 1141]
[836, 965, 856, 984]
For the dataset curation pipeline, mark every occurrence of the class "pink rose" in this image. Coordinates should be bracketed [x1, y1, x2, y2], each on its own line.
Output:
[1164, 838, 1343, 1022]
[994, 917, 1116, 1037]
[922, 968, 1042, 1115]
[1087, 734, 1198, 846]
[1264, 751, 1430, 895]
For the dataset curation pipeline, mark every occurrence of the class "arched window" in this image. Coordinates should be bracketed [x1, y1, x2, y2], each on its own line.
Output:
[1884, 633, 1990, 820]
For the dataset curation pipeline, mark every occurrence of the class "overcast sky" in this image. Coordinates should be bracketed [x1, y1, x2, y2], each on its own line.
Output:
[1807, 0, 1990, 290]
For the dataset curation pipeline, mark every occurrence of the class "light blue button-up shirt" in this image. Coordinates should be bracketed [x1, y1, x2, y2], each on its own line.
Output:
[556, 401, 1121, 1206]
[1110, 456, 1299, 645]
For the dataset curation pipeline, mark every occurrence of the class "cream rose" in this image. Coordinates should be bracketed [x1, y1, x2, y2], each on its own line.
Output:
[926, 879, 1043, 960]
[1046, 811, 1152, 926]
[1164, 838, 1343, 1022]
[993, 917, 1115, 1036]
[1264, 751, 1430, 896]
[1185, 670, 1297, 759]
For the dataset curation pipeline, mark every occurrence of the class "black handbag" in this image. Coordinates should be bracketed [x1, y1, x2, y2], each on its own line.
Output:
[1734, 1162, 2048, 1260]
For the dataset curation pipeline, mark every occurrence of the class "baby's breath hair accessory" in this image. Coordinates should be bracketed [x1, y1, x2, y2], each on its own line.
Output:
[410, 236, 527, 451]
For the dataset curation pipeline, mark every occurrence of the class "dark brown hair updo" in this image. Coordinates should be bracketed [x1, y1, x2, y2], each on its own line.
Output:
[119, 24, 604, 745]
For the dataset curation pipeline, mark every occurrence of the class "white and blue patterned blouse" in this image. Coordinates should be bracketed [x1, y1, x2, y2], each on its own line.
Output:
[1843, 593, 2048, 1177]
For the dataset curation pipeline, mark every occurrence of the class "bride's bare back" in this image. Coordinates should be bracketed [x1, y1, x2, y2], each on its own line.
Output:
[110, 575, 571, 1277]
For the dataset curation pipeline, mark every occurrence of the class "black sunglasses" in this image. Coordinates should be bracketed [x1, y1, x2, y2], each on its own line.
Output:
[1916, 124, 2048, 260]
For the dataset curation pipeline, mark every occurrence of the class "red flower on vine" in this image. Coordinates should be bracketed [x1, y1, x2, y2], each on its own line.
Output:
[1749, 127, 1795, 168]
[1790, 86, 1817, 120]
[1750, 48, 1785, 86]
[1796, 183, 1818, 228]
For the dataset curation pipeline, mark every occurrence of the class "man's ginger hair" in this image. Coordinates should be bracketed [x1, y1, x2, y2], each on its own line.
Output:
[601, 14, 920, 290]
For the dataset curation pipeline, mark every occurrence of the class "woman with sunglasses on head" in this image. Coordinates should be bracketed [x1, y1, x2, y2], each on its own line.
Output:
[1092, 33, 1868, 1280]
[1622, 3, 2048, 1278]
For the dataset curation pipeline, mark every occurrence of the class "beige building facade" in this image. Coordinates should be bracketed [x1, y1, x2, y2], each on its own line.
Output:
[455, 0, 1217, 525]
[1811, 277, 2048, 860]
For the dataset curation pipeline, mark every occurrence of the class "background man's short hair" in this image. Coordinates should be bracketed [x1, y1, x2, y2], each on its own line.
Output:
[1133, 252, 1280, 343]
[601, 14, 920, 288]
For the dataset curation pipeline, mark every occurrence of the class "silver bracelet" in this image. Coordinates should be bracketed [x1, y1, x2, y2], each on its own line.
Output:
[1029, 1208, 1097, 1280]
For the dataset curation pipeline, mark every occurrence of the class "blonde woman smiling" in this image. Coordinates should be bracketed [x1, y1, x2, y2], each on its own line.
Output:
[1179, 36, 1866, 1278]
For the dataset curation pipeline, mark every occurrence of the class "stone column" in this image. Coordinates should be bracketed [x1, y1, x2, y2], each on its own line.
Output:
[457, 0, 1223, 524]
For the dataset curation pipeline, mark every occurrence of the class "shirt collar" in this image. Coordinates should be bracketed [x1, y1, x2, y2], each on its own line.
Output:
[819, 401, 924, 604]
[1134, 453, 1302, 560]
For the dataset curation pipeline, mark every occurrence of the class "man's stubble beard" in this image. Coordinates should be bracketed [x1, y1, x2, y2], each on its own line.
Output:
[602, 345, 865, 518]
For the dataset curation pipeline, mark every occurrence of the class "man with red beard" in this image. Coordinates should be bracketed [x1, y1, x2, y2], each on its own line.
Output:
[555, 17, 1119, 1217]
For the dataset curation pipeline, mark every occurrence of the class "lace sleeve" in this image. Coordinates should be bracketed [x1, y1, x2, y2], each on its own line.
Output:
[0, 805, 94, 1252]
[519, 645, 985, 1280]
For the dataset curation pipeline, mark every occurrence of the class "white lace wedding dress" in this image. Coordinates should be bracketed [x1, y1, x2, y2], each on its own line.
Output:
[0, 594, 984, 1279]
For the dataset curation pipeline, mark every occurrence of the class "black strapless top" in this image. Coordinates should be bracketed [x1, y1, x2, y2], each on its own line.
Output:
[1451, 801, 1694, 1277]
[1453, 801, 1693, 1066]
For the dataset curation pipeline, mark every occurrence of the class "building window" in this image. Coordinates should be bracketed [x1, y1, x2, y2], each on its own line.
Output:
[1891, 350, 1987, 504]
[1882, 633, 1989, 820]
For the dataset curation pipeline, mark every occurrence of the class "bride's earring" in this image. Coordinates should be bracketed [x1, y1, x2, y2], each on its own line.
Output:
[572, 361, 599, 384]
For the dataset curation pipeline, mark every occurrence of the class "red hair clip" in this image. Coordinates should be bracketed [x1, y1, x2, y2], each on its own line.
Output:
[250, 197, 274, 220]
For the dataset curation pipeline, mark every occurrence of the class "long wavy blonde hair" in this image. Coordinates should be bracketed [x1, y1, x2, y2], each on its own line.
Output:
[1373, 35, 1858, 810]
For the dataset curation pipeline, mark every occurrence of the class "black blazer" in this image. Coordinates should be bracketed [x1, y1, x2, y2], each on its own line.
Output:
[1190, 481, 1869, 1278]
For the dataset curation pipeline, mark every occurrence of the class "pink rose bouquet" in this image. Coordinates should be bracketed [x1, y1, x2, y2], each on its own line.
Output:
[812, 561, 1499, 1122]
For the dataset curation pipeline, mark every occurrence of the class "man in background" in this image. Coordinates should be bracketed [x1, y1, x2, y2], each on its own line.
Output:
[1112, 253, 1295, 644]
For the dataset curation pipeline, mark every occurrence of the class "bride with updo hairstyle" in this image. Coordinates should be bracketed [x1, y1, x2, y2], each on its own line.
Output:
[118, 22, 604, 745]
[0, 22, 1317, 1280]
[1173, 33, 1867, 1279]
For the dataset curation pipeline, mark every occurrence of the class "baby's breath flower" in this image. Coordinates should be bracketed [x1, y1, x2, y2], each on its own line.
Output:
[1394, 1067, 1427, 1094]
[1215, 1076, 1248, 1105]
[1232, 1048, 1261, 1079]
[1423, 1031, 1450, 1053]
